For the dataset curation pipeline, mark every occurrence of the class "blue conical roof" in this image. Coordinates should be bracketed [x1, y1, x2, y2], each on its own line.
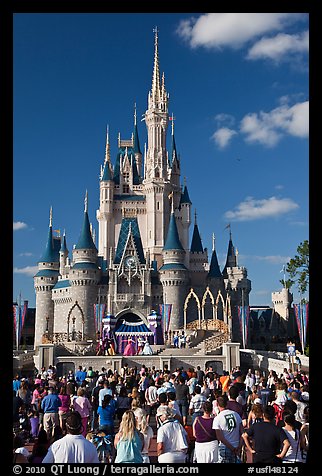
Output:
[38, 226, 59, 263]
[101, 161, 113, 181]
[180, 185, 192, 205]
[60, 233, 68, 253]
[75, 211, 97, 250]
[163, 213, 184, 251]
[133, 123, 141, 155]
[208, 248, 222, 279]
[190, 223, 203, 253]
[222, 237, 236, 277]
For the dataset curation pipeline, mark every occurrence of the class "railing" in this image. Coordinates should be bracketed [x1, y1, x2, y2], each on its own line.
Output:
[204, 332, 229, 353]
[186, 319, 229, 333]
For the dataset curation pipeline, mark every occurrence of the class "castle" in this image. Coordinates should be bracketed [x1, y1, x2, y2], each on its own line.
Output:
[33, 29, 252, 354]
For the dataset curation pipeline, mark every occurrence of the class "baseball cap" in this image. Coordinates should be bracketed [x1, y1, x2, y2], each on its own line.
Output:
[254, 398, 262, 404]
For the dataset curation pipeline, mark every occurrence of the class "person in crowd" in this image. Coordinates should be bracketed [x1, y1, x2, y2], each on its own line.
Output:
[97, 394, 116, 436]
[246, 385, 261, 413]
[18, 379, 32, 410]
[136, 413, 154, 463]
[42, 411, 99, 463]
[138, 372, 149, 407]
[28, 429, 49, 463]
[98, 380, 113, 406]
[212, 394, 243, 463]
[300, 406, 309, 462]
[281, 413, 305, 463]
[13, 434, 29, 463]
[114, 410, 144, 463]
[29, 409, 40, 440]
[174, 375, 189, 426]
[167, 391, 182, 422]
[75, 366, 87, 387]
[71, 387, 92, 437]
[258, 379, 273, 407]
[116, 386, 132, 422]
[58, 386, 70, 434]
[13, 390, 23, 434]
[242, 405, 291, 464]
[66, 375, 77, 397]
[90, 377, 104, 432]
[244, 369, 256, 397]
[189, 385, 207, 425]
[291, 391, 307, 425]
[219, 371, 231, 395]
[13, 374, 21, 395]
[31, 383, 44, 413]
[187, 371, 198, 396]
[145, 378, 158, 424]
[226, 385, 246, 420]
[196, 366, 205, 386]
[247, 400, 264, 427]
[41, 387, 61, 438]
[192, 401, 218, 463]
[156, 406, 188, 463]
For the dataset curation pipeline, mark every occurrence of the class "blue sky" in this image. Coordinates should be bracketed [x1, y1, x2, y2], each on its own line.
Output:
[13, 13, 309, 307]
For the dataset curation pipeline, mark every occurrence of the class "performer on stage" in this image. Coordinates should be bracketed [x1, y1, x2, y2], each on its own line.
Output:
[137, 336, 145, 355]
[142, 340, 153, 356]
[123, 337, 136, 356]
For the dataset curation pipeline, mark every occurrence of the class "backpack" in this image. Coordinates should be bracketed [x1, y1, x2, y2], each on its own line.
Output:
[273, 404, 284, 424]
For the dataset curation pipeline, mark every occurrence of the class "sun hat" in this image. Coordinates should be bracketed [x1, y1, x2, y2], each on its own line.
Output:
[254, 398, 262, 404]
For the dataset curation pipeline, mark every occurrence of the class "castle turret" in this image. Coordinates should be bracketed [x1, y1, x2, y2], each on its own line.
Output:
[59, 230, 69, 276]
[34, 207, 59, 348]
[67, 192, 100, 341]
[189, 211, 208, 287]
[97, 126, 115, 260]
[159, 208, 188, 330]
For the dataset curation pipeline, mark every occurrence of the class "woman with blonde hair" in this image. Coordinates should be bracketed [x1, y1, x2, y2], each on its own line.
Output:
[71, 387, 92, 437]
[136, 413, 154, 462]
[114, 410, 144, 463]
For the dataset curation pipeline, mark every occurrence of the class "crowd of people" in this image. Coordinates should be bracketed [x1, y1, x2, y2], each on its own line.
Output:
[12, 362, 309, 464]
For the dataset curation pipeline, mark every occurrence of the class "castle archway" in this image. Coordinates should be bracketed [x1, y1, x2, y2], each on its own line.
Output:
[184, 288, 201, 330]
[67, 301, 85, 342]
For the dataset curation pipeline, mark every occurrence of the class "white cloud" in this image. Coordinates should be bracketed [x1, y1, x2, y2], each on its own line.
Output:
[240, 100, 309, 146]
[253, 255, 291, 264]
[19, 252, 33, 257]
[14, 266, 38, 276]
[212, 127, 237, 148]
[275, 185, 284, 190]
[13, 221, 28, 231]
[247, 30, 309, 62]
[224, 196, 299, 221]
[176, 13, 303, 49]
[215, 113, 235, 127]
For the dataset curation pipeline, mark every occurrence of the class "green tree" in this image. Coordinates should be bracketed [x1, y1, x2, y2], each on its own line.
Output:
[279, 278, 295, 289]
[286, 240, 309, 297]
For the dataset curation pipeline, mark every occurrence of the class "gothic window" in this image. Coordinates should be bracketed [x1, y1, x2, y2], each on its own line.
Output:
[123, 184, 130, 193]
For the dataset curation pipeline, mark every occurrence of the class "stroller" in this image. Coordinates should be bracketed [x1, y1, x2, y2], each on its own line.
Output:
[89, 431, 115, 463]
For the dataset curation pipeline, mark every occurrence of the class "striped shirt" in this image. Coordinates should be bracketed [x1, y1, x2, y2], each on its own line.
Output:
[189, 394, 207, 413]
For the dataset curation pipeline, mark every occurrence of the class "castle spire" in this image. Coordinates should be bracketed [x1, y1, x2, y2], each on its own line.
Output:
[75, 191, 97, 250]
[104, 124, 110, 164]
[133, 102, 141, 155]
[164, 211, 184, 251]
[151, 26, 161, 100]
[49, 206, 53, 227]
[190, 210, 204, 253]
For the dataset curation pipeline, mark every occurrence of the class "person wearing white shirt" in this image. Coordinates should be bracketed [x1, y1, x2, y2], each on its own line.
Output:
[156, 406, 188, 463]
[212, 395, 243, 463]
[42, 412, 99, 463]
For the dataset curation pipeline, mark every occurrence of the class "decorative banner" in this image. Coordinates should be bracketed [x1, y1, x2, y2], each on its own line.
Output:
[13, 300, 28, 349]
[294, 303, 309, 354]
[238, 305, 250, 349]
[93, 303, 106, 336]
[158, 304, 172, 333]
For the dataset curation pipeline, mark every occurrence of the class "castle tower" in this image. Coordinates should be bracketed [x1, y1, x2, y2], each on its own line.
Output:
[159, 205, 189, 330]
[59, 230, 69, 276]
[222, 230, 251, 341]
[189, 211, 208, 286]
[143, 28, 172, 263]
[97, 126, 115, 260]
[34, 207, 59, 349]
[133, 103, 143, 178]
[272, 287, 293, 321]
[67, 192, 100, 341]
[145, 27, 169, 180]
